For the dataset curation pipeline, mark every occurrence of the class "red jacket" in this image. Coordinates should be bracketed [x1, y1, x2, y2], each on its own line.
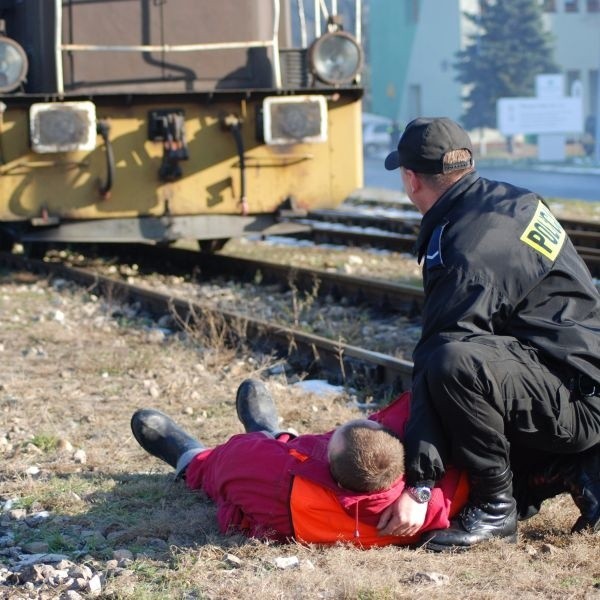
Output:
[185, 392, 468, 545]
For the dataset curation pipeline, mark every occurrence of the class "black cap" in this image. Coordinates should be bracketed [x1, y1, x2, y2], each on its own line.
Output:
[384, 117, 473, 173]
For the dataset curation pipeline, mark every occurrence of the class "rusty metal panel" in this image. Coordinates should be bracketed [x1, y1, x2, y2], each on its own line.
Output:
[62, 0, 276, 94]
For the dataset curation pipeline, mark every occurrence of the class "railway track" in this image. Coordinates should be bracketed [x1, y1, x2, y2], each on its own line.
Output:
[0, 251, 414, 394]
[102, 244, 424, 314]
[283, 211, 600, 276]
[5, 206, 598, 393]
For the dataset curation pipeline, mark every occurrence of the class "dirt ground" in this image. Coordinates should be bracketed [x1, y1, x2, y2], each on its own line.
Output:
[1, 265, 599, 600]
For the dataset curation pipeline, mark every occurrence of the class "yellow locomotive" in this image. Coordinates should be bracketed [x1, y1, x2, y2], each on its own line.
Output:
[0, 0, 364, 252]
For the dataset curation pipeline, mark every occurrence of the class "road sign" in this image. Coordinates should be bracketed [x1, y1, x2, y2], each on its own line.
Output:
[497, 97, 584, 136]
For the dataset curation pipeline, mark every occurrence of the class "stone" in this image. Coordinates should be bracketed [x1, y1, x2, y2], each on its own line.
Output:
[224, 553, 242, 567]
[112, 549, 134, 561]
[410, 572, 450, 586]
[0, 532, 15, 548]
[68, 564, 93, 580]
[300, 559, 316, 571]
[146, 328, 166, 343]
[540, 543, 560, 555]
[87, 574, 102, 595]
[2, 499, 15, 511]
[13, 553, 70, 569]
[23, 541, 50, 554]
[7, 509, 27, 521]
[273, 556, 299, 569]
[73, 449, 87, 464]
[57, 439, 74, 452]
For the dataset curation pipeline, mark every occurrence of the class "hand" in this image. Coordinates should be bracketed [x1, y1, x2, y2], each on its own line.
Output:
[377, 490, 428, 537]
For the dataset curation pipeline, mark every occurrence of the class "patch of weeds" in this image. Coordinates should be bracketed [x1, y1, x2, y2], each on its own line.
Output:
[129, 560, 166, 580]
[558, 576, 583, 589]
[81, 474, 177, 529]
[101, 383, 127, 396]
[111, 582, 169, 600]
[16, 525, 77, 554]
[29, 433, 59, 453]
[171, 303, 248, 359]
[457, 570, 479, 583]
[83, 535, 112, 559]
[47, 532, 76, 553]
[11, 496, 38, 511]
[27, 475, 101, 514]
[288, 274, 320, 328]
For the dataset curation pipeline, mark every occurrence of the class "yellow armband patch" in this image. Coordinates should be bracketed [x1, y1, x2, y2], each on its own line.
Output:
[520, 200, 565, 261]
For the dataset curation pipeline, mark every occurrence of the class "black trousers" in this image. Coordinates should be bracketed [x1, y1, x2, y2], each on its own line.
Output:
[424, 336, 600, 476]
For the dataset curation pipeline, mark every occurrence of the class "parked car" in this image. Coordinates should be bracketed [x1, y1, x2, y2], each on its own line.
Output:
[362, 113, 394, 157]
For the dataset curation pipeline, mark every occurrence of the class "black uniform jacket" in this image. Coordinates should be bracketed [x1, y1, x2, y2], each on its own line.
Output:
[405, 170, 600, 485]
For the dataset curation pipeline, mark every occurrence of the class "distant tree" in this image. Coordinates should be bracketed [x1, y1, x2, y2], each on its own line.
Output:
[455, 0, 559, 131]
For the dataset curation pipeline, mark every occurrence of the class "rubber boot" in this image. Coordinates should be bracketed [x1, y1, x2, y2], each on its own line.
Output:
[236, 379, 280, 434]
[524, 445, 600, 533]
[131, 409, 205, 478]
[423, 467, 517, 551]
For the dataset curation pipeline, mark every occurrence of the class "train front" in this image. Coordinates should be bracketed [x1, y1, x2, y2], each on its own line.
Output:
[0, 0, 364, 251]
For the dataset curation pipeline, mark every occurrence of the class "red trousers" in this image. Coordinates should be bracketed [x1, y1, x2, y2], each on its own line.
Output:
[185, 432, 298, 540]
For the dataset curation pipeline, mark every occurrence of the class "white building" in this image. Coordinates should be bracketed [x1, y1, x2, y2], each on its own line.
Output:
[368, 0, 599, 132]
[543, 0, 600, 122]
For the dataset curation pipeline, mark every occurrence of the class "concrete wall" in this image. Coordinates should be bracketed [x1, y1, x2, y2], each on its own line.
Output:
[368, 0, 599, 127]
[368, 0, 479, 124]
[543, 5, 600, 118]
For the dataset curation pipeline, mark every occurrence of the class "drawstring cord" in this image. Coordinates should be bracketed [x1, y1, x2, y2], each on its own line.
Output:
[354, 500, 360, 539]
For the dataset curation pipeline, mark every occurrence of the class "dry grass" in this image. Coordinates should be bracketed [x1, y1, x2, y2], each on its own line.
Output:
[0, 269, 599, 600]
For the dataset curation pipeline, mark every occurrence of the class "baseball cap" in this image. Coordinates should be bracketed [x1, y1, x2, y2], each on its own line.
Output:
[384, 117, 473, 173]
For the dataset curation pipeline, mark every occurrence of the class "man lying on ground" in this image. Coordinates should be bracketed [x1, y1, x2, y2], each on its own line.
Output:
[131, 379, 468, 547]
[131, 379, 597, 547]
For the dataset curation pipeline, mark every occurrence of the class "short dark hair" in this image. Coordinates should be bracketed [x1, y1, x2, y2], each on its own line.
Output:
[329, 423, 405, 492]
[418, 148, 474, 191]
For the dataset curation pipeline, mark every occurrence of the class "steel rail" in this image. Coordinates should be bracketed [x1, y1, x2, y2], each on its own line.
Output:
[0, 252, 413, 392]
[305, 211, 600, 236]
[116, 244, 425, 314]
[282, 213, 600, 276]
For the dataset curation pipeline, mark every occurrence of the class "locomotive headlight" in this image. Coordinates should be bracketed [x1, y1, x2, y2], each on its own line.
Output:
[308, 31, 362, 86]
[263, 96, 327, 145]
[0, 36, 28, 93]
[30, 102, 97, 153]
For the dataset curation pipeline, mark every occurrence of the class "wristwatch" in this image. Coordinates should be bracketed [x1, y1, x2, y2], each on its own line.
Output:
[406, 485, 432, 503]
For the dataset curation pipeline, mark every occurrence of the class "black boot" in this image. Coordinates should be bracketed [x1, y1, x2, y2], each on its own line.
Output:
[236, 379, 280, 434]
[523, 446, 600, 533]
[423, 468, 517, 551]
[131, 409, 205, 478]
[571, 446, 600, 532]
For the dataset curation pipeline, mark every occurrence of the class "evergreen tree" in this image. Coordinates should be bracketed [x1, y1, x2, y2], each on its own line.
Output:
[455, 0, 559, 130]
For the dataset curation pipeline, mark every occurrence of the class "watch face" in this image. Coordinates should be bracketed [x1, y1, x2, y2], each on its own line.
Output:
[418, 488, 432, 502]
[409, 486, 431, 503]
